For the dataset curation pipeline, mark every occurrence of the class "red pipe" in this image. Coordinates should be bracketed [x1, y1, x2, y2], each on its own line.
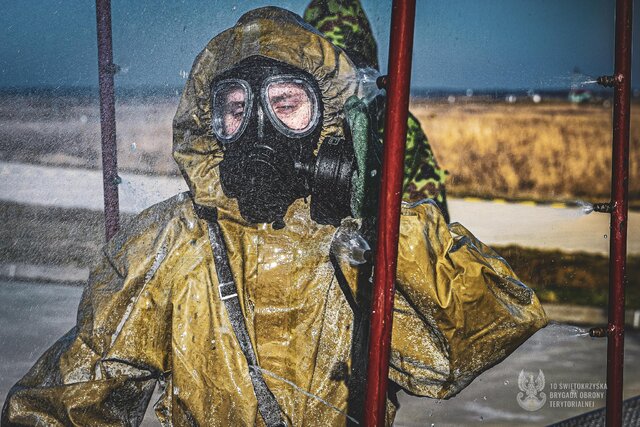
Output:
[364, 0, 416, 425]
[96, 0, 120, 241]
[606, 0, 632, 425]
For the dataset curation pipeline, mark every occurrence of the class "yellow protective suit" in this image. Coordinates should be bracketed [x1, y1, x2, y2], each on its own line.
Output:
[2, 7, 547, 427]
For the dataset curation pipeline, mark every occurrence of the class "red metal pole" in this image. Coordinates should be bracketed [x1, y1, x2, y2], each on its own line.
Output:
[96, 0, 120, 241]
[364, 0, 416, 425]
[606, 0, 632, 425]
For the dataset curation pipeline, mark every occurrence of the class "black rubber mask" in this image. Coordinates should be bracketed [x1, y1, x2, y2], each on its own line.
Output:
[213, 56, 323, 227]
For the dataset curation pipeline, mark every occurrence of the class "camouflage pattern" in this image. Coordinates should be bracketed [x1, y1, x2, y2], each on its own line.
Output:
[403, 113, 449, 223]
[303, 0, 450, 222]
[303, 0, 379, 70]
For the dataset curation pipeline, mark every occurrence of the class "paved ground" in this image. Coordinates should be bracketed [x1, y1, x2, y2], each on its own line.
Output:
[1, 280, 639, 426]
[448, 199, 624, 256]
[0, 161, 185, 215]
[2, 161, 637, 255]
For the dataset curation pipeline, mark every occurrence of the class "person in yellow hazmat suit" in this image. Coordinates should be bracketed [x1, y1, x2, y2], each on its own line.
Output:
[2, 7, 547, 427]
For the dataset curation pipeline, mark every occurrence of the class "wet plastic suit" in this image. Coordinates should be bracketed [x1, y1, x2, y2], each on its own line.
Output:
[2, 8, 547, 427]
[303, 0, 450, 221]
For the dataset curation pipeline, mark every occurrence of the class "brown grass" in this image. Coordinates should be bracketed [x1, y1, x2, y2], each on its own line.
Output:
[494, 244, 640, 308]
[2, 94, 638, 204]
[411, 100, 640, 203]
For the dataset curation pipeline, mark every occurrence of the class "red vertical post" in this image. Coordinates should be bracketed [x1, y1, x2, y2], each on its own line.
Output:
[96, 0, 120, 241]
[364, 0, 416, 425]
[606, 0, 632, 426]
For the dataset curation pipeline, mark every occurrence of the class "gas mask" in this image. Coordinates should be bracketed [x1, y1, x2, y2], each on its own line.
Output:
[213, 56, 360, 228]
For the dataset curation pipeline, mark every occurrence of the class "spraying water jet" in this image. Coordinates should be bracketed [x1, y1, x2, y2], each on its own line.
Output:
[573, 201, 614, 215]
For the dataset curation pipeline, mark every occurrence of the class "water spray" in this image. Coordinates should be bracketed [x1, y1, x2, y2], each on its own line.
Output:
[575, 201, 614, 215]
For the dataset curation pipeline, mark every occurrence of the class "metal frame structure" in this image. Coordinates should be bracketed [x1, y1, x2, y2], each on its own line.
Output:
[96, 0, 120, 241]
[94, 1, 632, 426]
[605, 0, 633, 425]
[363, 0, 416, 425]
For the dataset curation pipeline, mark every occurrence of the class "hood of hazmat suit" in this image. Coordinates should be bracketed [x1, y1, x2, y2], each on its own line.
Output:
[2, 7, 547, 427]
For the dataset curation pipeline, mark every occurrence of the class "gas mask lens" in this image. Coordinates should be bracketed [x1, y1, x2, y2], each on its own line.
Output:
[212, 79, 251, 142]
[263, 76, 318, 136]
[212, 75, 320, 143]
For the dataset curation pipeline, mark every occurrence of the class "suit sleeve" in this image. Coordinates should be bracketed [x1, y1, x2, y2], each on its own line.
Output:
[2, 228, 173, 426]
[389, 201, 547, 398]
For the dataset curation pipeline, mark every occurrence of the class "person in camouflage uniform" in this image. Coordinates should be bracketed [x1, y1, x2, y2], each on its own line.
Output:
[304, 0, 450, 222]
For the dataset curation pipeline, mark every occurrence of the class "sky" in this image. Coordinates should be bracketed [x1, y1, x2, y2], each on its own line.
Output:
[0, 0, 638, 90]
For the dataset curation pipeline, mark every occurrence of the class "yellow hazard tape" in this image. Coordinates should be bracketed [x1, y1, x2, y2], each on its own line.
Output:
[549, 202, 568, 209]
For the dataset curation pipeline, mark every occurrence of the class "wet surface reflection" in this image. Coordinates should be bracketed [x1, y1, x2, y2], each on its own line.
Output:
[1, 281, 638, 426]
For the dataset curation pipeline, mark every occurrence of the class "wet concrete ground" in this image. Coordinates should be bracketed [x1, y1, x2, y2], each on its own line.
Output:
[1, 280, 639, 426]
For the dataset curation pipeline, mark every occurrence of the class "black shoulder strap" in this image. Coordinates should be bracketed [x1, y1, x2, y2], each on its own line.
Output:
[206, 219, 286, 427]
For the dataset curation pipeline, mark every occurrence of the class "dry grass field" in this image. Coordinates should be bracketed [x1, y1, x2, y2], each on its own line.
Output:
[411, 100, 640, 204]
[1, 93, 638, 204]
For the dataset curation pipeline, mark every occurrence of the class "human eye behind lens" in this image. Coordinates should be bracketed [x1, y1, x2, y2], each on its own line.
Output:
[267, 81, 313, 130]
[222, 101, 245, 135]
[273, 96, 301, 115]
[225, 101, 245, 116]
